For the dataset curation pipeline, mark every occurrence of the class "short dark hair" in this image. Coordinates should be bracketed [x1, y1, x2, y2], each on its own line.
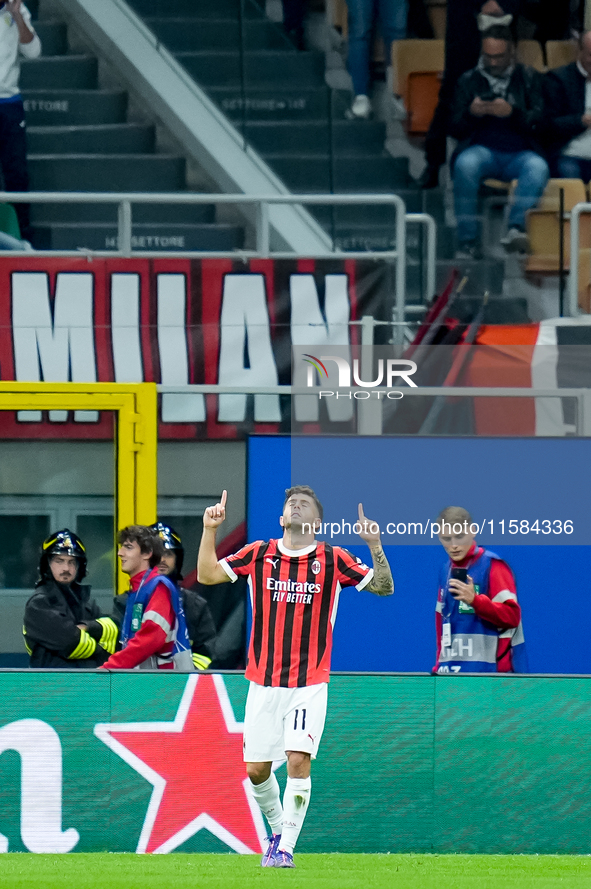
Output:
[284, 485, 324, 521]
[117, 525, 164, 568]
[481, 24, 514, 45]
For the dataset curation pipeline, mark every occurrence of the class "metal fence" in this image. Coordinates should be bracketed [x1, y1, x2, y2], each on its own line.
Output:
[157, 384, 591, 436]
[0, 191, 436, 332]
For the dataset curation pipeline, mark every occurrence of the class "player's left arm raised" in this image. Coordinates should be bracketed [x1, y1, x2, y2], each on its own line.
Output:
[357, 503, 393, 596]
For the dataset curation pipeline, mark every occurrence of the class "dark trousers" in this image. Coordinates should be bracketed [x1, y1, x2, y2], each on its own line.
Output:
[282, 0, 306, 37]
[0, 99, 30, 238]
[424, 0, 481, 168]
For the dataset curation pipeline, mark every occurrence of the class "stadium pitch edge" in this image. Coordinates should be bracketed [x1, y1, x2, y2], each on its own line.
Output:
[1, 854, 591, 889]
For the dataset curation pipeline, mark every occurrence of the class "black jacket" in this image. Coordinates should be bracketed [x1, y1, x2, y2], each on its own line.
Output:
[112, 585, 216, 663]
[450, 63, 545, 162]
[542, 62, 587, 155]
[24, 579, 113, 669]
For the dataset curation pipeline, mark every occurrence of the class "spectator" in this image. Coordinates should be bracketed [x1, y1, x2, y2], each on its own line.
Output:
[434, 506, 527, 673]
[23, 529, 118, 668]
[151, 522, 216, 670]
[449, 24, 548, 257]
[101, 525, 193, 671]
[420, 0, 518, 189]
[0, 0, 41, 241]
[282, 0, 307, 50]
[543, 31, 591, 180]
[346, 0, 408, 119]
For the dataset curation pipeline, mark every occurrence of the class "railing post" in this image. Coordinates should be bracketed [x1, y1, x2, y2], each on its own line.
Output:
[394, 197, 406, 346]
[357, 315, 382, 435]
[255, 201, 270, 257]
[118, 199, 132, 257]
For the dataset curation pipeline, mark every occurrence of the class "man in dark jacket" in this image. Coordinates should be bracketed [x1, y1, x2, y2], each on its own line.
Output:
[543, 31, 591, 179]
[23, 529, 118, 668]
[450, 24, 548, 257]
[420, 0, 520, 188]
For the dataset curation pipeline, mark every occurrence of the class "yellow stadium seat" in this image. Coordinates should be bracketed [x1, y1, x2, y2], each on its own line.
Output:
[391, 39, 444, 106]
[546, 40, 577, 70]
[525, 180, 589, 275]
[516, 40, 545, 72]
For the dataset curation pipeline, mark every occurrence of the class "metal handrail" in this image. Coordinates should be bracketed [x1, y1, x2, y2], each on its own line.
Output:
[157, 384, 591, 436]
[569, 201, 591, 316]
[0, 191, 437, 334]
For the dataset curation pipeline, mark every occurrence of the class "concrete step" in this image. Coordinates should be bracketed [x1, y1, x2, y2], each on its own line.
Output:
[21, 55, 98, 90]
[35, 20, 68, 56]
[28, 154, 186, 192]
[212, 89, 349, 122]
[432, 258, 505, 296]
[245, 120, 386, 155]
[128, 0, 264, 18]
[23, 90, 128, 126]
[177, 50, 325, 88]
[146, 17, 292, 51]
[207, 86, 350, 121]
[27, 123, 156, 155]
[31, 222, 245, 252]
[450, 295, 530, 324]
[263, 153, 410, 192]
[30, 201, 216, 225]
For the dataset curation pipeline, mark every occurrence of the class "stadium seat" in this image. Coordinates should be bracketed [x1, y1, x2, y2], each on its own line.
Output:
[406, 71, 441, 133]
[525, 179, 588, 274]
[391, 39, 444, 111]
[545, 40, 577, 70]
[516, 40, 545, 72]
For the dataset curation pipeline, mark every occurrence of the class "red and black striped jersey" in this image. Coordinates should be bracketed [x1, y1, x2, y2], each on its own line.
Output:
[220, 538, 373, 687]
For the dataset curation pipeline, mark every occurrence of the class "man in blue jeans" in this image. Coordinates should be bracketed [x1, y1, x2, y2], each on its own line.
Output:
[449, 24, 548, 257]
[0, 0, 41, 242]
[346, 0, 408, 119]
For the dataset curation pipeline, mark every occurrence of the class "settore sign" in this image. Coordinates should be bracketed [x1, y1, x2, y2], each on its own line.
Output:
[0, 256, 389, 439]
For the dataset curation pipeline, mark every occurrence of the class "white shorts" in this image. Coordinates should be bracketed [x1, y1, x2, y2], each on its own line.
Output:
[243, 681, 328, 763]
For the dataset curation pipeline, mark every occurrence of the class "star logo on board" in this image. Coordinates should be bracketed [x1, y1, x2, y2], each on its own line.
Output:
[94, 674, 266, 854]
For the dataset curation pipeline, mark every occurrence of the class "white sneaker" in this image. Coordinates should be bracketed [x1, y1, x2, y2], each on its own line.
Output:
[347, 94, 371, 119]
[501, 227, 530, 253]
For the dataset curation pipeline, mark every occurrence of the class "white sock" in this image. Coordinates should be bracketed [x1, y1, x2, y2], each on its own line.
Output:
[279, 776, 311, 854]
[249, 774, 283, 835]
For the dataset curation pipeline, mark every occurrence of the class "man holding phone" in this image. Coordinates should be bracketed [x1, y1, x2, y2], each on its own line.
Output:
[434, 505, 527, 673]
[449, 24, 548, 258]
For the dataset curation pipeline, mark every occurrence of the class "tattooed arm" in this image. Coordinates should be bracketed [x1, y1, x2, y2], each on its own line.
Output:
[356, 503, 394, 597]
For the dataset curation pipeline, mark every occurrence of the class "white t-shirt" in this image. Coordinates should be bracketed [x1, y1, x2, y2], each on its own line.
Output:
[0, 4, 41, 99]
[563, 61, 591, 160]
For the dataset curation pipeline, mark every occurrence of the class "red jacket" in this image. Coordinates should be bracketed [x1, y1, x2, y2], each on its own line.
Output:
[102, 567, 175, 670]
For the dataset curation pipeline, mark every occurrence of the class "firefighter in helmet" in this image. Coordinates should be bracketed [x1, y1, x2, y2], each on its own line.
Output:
[151, 522, 216, 670]
[23, 529, 118, 668]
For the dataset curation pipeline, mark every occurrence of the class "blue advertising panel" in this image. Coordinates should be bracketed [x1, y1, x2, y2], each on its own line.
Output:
[247, 435, 591, 675]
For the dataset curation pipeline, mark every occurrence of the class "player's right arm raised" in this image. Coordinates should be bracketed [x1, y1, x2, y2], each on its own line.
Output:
[198, 490, 231, 585]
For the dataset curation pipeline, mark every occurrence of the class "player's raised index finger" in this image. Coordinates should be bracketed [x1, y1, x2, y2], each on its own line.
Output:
[358, 502, 365, 521]
[220, 489, 227, 508]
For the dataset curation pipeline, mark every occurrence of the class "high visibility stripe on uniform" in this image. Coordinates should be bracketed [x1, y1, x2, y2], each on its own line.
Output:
[142, 610, 173, 640]
[492, 589, 517, 604]
[192, 654, 212, 670]
[97, 617, 118, 653]
[68, 630, 97, 660]
[22, 626, 32, 656]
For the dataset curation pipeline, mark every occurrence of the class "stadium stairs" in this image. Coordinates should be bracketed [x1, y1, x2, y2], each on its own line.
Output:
[118, 0, 522, 320]
[23, 2, 245, 251]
